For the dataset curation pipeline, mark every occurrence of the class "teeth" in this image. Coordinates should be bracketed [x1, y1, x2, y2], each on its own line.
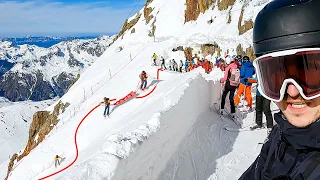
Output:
[291, 103, 306, 108]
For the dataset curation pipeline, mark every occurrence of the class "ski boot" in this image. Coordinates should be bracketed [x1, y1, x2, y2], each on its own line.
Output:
[219, 109, 224, 116]
[250, 124, 263, 130]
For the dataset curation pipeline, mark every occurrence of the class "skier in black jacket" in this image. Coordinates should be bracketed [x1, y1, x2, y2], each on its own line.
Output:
[240, 0, 320, 179]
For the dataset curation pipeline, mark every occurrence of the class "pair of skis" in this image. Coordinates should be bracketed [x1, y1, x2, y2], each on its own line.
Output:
[225, 121, 268, 133]
[213, 103, 241, 126]
[213, 103, 266, 133]
[224, 125, 266, 132]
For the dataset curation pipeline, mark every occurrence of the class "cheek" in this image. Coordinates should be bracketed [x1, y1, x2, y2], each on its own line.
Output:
[312, 98, 320, 114]
[314, 97, 320, 105]
[276, 102, 286, 110]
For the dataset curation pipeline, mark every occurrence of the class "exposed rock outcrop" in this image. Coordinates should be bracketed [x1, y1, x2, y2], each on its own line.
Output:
[185, 0, 216, 23]
[131, 28, 136, 34]
[185, 0, 200, 23]
[148, 19, 157, 37]
[52, 72, 76, 97]
[238, 7, 254, 35]
[184, 47, 193, 61]
[227, 9, 232, 24]
[236, 44, 256, 61]
[114, 12, 142, 41]
[200, 43, 220, 57]
[5, 101, 70, 180]
[0, 70, 78, 101]
[218, 0, 236, 11]
[144, 7, 154, 24]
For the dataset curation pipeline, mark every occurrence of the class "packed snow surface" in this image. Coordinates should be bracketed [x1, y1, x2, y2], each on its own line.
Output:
[0, 99, 55, 179]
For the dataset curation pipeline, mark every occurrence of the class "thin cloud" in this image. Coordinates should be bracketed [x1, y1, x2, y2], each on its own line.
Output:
[0, 0, 144, 37]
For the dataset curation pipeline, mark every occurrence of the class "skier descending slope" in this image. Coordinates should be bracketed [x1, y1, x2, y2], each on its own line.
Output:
[240, 0, 320, 179]
[54, 155, 62, 167]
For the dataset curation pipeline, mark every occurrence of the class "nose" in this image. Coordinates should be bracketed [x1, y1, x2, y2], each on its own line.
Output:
[286, 83, 300, 98]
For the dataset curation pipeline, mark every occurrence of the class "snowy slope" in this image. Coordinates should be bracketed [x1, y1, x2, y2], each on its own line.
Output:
[5, 0, 273, 179]
[0, 98, 55, 179]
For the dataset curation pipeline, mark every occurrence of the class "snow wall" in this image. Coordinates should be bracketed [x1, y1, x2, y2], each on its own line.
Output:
[112, 75, 231, 180]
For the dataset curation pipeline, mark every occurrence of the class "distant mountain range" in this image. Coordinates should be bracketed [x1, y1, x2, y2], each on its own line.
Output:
[0, 35, 115, 102]
[1, 36, 107, 48]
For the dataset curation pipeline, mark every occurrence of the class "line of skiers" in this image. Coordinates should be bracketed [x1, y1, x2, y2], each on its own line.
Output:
[153, 53, 213, 73]
[218, 54, 273, 134]
[160, 57, 185, 72]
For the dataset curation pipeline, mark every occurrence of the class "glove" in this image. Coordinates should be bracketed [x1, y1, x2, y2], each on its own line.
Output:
[244, 78, 248, 83]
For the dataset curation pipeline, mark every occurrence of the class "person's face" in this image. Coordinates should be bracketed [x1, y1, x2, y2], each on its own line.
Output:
[276, 62, 320, 127]
[276, 85, 320, 127]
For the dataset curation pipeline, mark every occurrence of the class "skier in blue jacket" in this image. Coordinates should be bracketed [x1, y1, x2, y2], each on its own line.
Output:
[234, 56, 255, 110]
[184, 60, 188, 72]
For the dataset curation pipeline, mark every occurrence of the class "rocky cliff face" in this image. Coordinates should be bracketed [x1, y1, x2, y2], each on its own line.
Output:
[183, 0, 255, 59]
[5, 101, 69, 180]
[0, 35, 115, 102]
[115, 0, 256, 60]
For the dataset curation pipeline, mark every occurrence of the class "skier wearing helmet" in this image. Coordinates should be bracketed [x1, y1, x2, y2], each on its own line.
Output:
[240, 0, 320, 179]
[234, 55, 255, 111]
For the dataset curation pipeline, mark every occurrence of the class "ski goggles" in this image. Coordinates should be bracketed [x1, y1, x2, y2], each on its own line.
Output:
[253, 48, 320, 102]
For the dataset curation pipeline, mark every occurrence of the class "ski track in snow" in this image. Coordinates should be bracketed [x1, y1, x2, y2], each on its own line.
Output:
[35, 68, 163, 179]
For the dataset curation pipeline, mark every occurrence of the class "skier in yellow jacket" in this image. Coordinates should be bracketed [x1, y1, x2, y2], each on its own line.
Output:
[54, 155, 62, 167]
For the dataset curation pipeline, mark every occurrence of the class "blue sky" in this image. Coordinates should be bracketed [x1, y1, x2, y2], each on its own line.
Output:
[0, 0, 145, 37]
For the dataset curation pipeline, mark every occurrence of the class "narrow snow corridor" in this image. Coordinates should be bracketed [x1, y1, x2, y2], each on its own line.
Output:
[111, 76, 242, 180]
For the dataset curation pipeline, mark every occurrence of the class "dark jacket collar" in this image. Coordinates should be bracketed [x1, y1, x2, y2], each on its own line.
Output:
[274, 112, 320, 150]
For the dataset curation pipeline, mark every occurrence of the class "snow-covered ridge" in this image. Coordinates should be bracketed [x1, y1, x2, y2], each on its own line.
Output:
[110, 74, 221, 180]
[0, 35, 115, 102]
[1, 36, 103, 48]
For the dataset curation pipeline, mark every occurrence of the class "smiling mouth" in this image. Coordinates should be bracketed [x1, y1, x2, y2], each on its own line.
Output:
[291, 103, 307, 109]
[286, 101, 312, 113]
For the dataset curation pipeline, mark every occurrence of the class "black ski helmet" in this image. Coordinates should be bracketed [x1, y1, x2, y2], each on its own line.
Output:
[253, 0, 320, 56]
[243, 56, 250, 62]
[236, 55, 242, 61]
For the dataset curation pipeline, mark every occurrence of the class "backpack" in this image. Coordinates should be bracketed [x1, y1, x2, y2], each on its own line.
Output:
[229, 67, 240, 86]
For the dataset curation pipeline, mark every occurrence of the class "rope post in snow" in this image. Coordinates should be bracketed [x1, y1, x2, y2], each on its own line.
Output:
[109, 69, 112, 78]
[83, 88, 86, 102]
